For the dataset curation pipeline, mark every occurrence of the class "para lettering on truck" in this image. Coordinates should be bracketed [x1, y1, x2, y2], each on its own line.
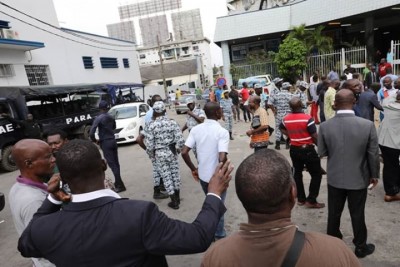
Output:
[0, 123, 14, 134]
[66, 114, 92, 125]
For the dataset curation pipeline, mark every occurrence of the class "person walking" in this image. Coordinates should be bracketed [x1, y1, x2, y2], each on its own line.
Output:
[229, 86, 241, 122]
[378, 91, 400, 202]
[246, 96, 269, 152]
[240, 82, 252, 122]
[318, 89, 380, 258]
[182, 102, 230, 240]
[220, 90, 234, 140]
[324, 80, 340, 120]
[90, 101, 126, 193]
[280, 97, 324, 208]
[144, 101, 185, 209]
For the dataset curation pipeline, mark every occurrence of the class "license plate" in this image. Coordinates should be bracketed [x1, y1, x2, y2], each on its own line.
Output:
[115, 134, 119, 139]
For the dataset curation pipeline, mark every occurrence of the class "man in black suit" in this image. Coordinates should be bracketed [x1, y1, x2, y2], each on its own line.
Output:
[364, 65, 379, 89]
[318, 89, 380, 259]
[18, 139, 232, 267]
[355, 82, 383, 121]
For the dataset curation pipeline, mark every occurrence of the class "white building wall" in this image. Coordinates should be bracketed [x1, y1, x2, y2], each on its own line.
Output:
[0, 0, 141, 87]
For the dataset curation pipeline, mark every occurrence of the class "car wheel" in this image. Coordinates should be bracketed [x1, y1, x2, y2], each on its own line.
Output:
[176, 110, 181, 114]
[1, 145, 18, 172]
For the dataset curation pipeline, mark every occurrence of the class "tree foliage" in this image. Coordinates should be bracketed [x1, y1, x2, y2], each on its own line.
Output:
[288, 24, 333, 54]
[274, 37, 307, 82]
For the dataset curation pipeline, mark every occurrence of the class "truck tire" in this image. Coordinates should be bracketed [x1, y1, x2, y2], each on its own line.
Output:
[81, 125, 92, 140]
[1, 145, 18, 172]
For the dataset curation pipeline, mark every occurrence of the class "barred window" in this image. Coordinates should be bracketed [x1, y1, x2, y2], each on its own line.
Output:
[123, 58, 130, 68]
[100, 57, 119, 68]
[25, 65, 52, 86]
[0, 64, 14, 77]
[82, 56, 94, 69]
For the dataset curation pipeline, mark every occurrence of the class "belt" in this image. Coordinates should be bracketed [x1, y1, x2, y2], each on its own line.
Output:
[290, 144, 314, 149]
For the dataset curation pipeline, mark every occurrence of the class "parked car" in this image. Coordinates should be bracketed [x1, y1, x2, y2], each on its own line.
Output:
[107, 102, 149, 144]
[175, 94, 206, 114]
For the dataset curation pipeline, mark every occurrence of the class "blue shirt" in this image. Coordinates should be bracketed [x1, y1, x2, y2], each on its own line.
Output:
[89, 112, 116, 142]
[215, 89, 223, 102]
[145, 108, 154, 124]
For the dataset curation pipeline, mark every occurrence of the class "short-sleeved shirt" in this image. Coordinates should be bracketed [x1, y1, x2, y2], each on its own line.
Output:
[220, 99, 233, 114]
[241, 88, 250, 102]
[186, 108, 206, 131]
[253, 107, 268, 126]
[324, 87, 337, 120]
[185, 119, 229, 183]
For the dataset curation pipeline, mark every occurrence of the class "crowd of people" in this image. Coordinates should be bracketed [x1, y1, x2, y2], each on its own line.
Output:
[6, 57, 400, 267]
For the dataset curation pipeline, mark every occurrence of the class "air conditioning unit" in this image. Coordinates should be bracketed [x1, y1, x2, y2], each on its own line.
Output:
[0, 29, 19, 39]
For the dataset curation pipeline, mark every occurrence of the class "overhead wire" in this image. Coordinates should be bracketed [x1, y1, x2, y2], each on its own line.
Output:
[0, 1, 136, 50]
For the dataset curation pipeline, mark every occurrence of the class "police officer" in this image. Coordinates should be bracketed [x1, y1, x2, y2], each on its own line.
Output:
[144, 101, 185, 209]
[269, 82, 294, 150]
[220, 90, 234, 140]
[294, 81, 310, 113]
[89, 100, 126, 193]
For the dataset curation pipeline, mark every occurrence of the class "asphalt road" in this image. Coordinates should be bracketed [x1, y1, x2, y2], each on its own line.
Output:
[0, 108, 399, 267]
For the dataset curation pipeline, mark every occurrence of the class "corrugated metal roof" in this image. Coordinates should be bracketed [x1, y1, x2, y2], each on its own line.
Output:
[140, 59, 198, 82]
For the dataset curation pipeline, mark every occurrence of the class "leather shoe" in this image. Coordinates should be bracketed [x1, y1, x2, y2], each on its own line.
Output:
[384, 194, 400, 202]
[305, 201, 325, 209]
[355, 243, 375, 258]
[297, 201, 305, 206]
[114, 185, 126, 193]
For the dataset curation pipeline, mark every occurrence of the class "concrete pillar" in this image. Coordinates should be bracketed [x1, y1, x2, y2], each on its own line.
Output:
[221, 41, 233, 86]
[365, 16, 374, 64]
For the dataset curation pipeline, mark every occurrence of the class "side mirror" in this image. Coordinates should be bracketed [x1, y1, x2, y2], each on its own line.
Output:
[140, 112, 146, 117]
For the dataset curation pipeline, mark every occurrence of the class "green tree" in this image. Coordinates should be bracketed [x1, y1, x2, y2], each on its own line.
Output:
[288, 24, 333, 54]
[274, 37, 307, 83]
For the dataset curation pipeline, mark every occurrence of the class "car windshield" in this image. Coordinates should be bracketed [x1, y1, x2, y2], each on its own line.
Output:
[72, 93, 101, 108]
[109, 106, 137, 119]
[180, 95, 195, 103]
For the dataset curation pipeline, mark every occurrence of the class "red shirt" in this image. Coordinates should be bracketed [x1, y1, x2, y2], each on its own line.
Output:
[241, 88, 250, 102]
[379, 62, 392, 78]
[281, 113, 316, 146]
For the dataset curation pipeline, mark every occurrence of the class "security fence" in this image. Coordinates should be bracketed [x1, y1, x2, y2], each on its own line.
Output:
[392, 40, 400, 75]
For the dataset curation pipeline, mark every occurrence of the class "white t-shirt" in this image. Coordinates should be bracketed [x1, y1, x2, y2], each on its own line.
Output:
[185, 119, 229, 183]
[169, 93, 176, 101]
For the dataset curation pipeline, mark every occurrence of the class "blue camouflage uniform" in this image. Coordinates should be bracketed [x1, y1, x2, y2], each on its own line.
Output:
[269, 89, 294, 141]
[220, 98, 234, 132]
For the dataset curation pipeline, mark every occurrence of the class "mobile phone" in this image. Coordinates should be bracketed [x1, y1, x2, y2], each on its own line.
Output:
[367, 183, 374, 190]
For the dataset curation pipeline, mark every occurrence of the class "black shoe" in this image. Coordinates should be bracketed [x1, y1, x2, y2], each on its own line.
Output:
[114, 185, 126, 193]
[355, 244, 375, 258]
[275, 141, 280, 150]
[175, 190, 181, 204]
[168, 194, 179, 209]
[268, 141, 274, 145]
[153, 186, 169, 199]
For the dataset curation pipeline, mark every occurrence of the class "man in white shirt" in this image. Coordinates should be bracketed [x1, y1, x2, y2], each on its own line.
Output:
[182, 102, 230, 239]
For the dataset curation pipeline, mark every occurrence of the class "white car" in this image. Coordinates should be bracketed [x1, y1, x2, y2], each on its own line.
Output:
[108, 102, 149, 144]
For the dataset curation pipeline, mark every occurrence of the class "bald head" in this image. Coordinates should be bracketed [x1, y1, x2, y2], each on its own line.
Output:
[342, 79, 361, 93]
[334, 89, 355, 110]
[289, 97, 303, 112]
[12, 139, 55, 182]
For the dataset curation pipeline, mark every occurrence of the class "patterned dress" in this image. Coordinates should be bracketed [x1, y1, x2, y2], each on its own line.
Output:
[144, 116, 185, 195]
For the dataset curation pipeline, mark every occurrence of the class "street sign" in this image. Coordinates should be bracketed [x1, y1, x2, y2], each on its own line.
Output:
[216, 77, 226, 87]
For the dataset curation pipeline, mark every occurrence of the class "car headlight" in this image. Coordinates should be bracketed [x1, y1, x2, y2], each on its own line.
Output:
[126, 122, 137, 130]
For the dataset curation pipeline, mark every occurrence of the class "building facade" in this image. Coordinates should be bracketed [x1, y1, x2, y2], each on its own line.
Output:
[0, 0, 141, 87]
[107, 0, 212, 88]
[216, 0, 400, 85]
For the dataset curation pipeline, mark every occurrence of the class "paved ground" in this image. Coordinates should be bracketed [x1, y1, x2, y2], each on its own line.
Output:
[0, 108, 399, 267]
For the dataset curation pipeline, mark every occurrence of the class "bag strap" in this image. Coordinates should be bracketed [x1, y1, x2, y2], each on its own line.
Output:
[281, 229, 305, 267]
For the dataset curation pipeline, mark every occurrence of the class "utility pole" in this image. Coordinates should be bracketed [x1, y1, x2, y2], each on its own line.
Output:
[157, 35, 168, 99]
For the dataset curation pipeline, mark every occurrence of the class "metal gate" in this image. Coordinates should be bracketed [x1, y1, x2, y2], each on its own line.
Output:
[391, 40, 400, 75]
[305, 47, 367, 79]
[231, 62, 278, 86]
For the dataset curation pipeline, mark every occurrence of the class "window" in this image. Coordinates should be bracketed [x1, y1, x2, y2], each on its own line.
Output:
[140, 54, 146, 59]
[100, 57, 119, 68]
[0, 64, 14, 77]
[25, 65, 52, 85]
[82, 56, 94, 69]
[123, 58, 130, 68]
[193, 46, 199, 51]
[231, 45, 247, 61]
